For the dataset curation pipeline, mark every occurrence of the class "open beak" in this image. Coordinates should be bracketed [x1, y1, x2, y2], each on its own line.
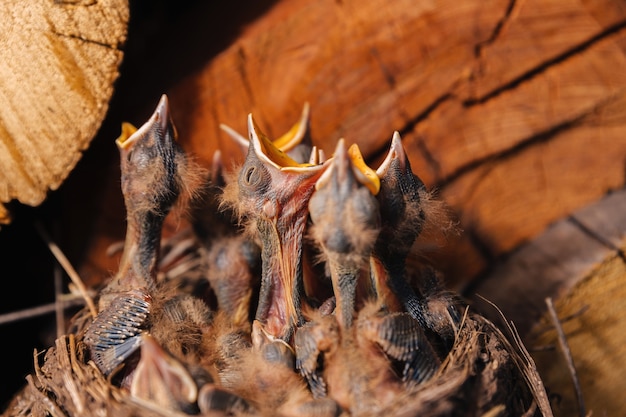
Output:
[117, 94, 174, 151]
[248, 113, 316, 171]
[271, 102, 310, 153]
[316, 140, 380, 195]
[130, 333, 198, 408]
[221, 102, 310, 158]
[243, 114, 328, 340]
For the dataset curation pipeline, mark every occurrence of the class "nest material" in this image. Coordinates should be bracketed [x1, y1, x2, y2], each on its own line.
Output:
[2, 100, 553, 417]
[4, 308, 548, 417]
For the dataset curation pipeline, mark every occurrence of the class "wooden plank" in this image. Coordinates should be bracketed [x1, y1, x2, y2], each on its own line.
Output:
[468, 188, 626, 338]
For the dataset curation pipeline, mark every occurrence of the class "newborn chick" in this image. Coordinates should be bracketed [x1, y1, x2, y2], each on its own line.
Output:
[84, 95, 212, 380]
[295, 301, 440, 415]
[371, 132, 461, 356]
[223, 114, 328, 342]
[308, 139, 381, 329]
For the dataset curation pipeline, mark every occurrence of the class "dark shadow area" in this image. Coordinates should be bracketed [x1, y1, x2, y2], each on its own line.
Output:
[0, 0, 278, 409]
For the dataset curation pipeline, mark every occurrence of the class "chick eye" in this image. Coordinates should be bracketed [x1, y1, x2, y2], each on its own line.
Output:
[244, 166, 257, 184]
[243, 166, 265, 189]
[239, 161, 269, 195]
[129, 146, 151, 170]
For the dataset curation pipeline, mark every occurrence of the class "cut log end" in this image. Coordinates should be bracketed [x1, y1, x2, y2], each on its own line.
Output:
[0, 0, 129, 223]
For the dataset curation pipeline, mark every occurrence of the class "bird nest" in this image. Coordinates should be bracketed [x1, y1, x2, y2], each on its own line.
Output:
[6, 310, 547, 417]
[3, 96, 553, 417]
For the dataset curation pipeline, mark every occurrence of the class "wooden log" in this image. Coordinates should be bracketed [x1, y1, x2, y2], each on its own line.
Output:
[469, 187, 626, 417]
[0, 0, 129, 225]
[165, 0, 626, 288]
[468, 187, 626, 336]
[530, 254, 626, 417]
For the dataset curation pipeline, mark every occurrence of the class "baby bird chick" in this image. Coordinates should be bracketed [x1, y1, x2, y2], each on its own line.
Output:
[222, 114, 328, 342]
[99, 94, 203, 307]
[295, 301, 440, 416]
[371, 132, 461, 355]
[204, 235, 261, 329]
[308, 139, 381, 329]
[130, 333, 199, 412]
[84, 95, 210, 379]
[131, 333, 252, 415]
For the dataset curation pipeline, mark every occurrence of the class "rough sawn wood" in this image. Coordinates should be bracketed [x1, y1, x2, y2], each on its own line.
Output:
[0, 0, 128, 225]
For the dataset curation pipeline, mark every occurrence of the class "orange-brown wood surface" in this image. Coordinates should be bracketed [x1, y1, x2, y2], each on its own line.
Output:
[3, 0, 626, 409]
[56, 0, 626, 291]
[164, 0, 626, 288]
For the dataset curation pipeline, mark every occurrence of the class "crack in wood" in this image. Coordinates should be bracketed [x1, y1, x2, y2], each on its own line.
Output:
[363, 93, 455, 174]
[236, 46, 256, 107]
[435, 111, 585, 190]
[465, 19, 626, 106]
[399, 93, 455, 139]
[567, 215, 626, 263]
[52, 31, 119, 51]
[474, 0, 517, 58]
[438, 89, 626, 190]
[369, 47, 396, 88]
[415, 136, 442, 179]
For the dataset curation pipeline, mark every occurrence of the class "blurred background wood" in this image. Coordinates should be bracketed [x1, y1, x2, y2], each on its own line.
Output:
[531, 249, 626, 417]
[166, 0, 626, 289]
[472, 189, 626, 337]
[0, 0, 129, 224]
[2, 0, 626, 412]
[472, 189, 626, 416]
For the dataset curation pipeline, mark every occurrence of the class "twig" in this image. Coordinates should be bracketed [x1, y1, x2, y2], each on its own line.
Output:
[0, 296, 85, 325]
[54, 262, 65, 338]
[476, 294, 554, 417]
[35, 221, 97, 318]
[545, 297, 586, 417]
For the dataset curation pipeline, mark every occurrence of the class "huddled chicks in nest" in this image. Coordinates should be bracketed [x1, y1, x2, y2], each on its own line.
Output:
[75, 95, 524, 417]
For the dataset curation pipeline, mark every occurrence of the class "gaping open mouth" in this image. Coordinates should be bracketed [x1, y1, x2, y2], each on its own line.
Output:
[115, 121, 138, 149]
[248, 113, 317, 171]
[221, 102, 310, 156]
[315, 139, 380, 195]
[116, 94, 173, 150]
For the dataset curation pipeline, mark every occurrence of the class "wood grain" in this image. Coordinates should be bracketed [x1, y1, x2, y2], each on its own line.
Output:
[163, 0, 626, 288]
[531, 257, 626, 417]
[0, 0, 128, 223]
[469, 187, 626, 416]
